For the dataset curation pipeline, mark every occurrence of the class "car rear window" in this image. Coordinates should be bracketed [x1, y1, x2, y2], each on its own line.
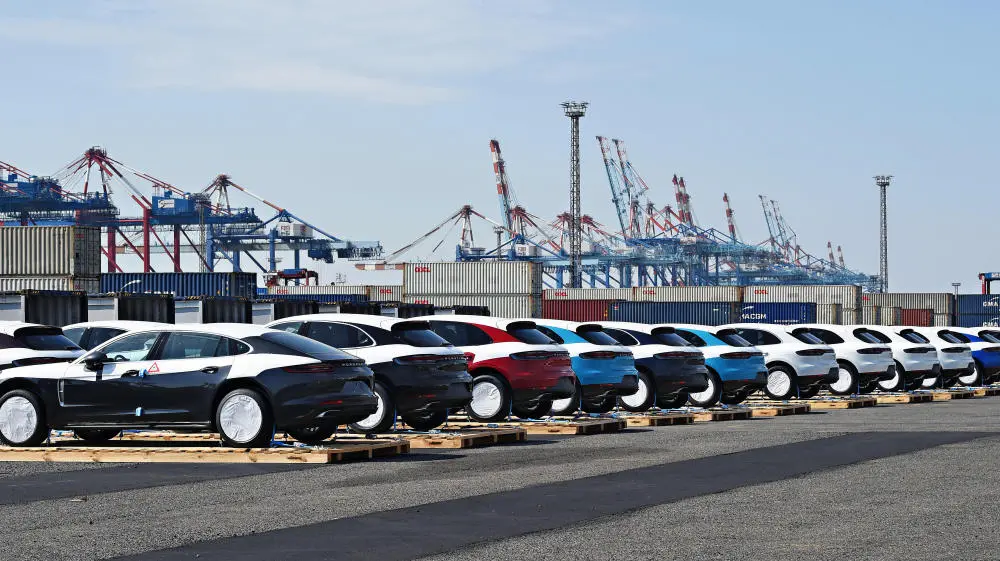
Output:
[15, 328, 81, 351]
[716, 330, 754, 347]
[507, 323, 556, 345]
[651, 329, 693, 347]
[802, 328, 844, 345]
[899, 330, 930, 344]
[602, 328, 638, 346]
[938, 331, 969, 344]
[791, 331, 825, 345]
[576, 325, 620, 346]
[259, 331, 357, 361]
[853, 329, 889, 344]
[978, 331, 1000, 344]
[392, 322, 452, 348]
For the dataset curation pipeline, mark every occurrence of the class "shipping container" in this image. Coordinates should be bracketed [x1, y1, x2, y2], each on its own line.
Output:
[251, 300, 319, 325]
[543, 288, 633, 301]
[607, 302, 739, 326]
[0, 276, 99, 293]
[899, 308, 933, 327]
[404, 262, 542, 295]
[262, 293, 369, 304]
[379, 302, 435, 319]
[861, 306, 879, 324]
[542, 299, 617, 322]
[633, 286, 742, 303]
[738, 302, 817, 325]
[100, 272, 258, 299]
[266, 285, 367, 296]
[0, 291, 88, 326]
[842, 308, 859, 325]
[879, 307, 902, 326]
[0, 226, 101, 277]
[87, 293, 176, 323]
[816, 303, 843, 325]
[955, 294, 1000, 315]
[933, 313, 953, 327]
[955, 314, 1000, 328]
[174, 297, 252, 324]
[432, 305, 490, 316]
[405, 294, 541, 319]
[743, 285, 861, 308]
[862, 293, 954, 315]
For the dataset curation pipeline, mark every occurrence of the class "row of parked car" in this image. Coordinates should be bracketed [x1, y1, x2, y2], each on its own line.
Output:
[0, 315, 998, 449]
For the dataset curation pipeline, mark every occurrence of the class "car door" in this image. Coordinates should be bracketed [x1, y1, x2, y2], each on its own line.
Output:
[136, 331, 240, 423]
[59, 331, 164, 424]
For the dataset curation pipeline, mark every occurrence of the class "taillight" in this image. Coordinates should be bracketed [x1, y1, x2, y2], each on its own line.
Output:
[511, 351, 561, 360]
[857, 347, 889, 355]
[464, 352, 476, 363]
[904, 347, 933, 354]
[796, 348, 830, 356]
[942, 347, 969, 353]
[720, 351, 763, 359]
[283, 362, 338, 373]
[580, 351, 630, 359]
[394, 354, 452, 366]
[654, 351, 700, 359]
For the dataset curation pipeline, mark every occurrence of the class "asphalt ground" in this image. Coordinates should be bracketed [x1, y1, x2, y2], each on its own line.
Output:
[1, 398, 998, 561]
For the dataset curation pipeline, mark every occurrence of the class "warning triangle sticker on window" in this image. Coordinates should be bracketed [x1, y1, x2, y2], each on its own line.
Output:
[148, 362, 160, 373]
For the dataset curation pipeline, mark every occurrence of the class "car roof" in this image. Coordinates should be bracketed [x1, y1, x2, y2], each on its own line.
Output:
[529, 318, 601, 332]
[411, 315, 526, 329]
[116, 323, 277, 338]
[64, 320, 172, 331]
[654, 323, 717, 333]
[0, 321, 48, 335]
[722, 323, 792, 332]
[271, 313, 420, 330]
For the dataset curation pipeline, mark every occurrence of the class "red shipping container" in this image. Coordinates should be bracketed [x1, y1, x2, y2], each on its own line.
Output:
[900, 308, 933, 327]
[541, 299, 616, 322]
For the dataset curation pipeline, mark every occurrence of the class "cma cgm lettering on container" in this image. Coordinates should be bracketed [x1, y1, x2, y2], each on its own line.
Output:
[738, 303, 817, 325]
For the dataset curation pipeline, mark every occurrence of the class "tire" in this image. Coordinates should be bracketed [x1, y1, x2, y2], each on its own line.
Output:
[688, 369, 722, 407]
[764, 365, 797, 400]
[619, 370, 655, 412]
[920, 375, 939, 389]
[349, 382, 396, 433]
[512, 400, 552, 420]
[0, 389, 49, 447]
[720, 389, 751, 405]
[878, 362, 906, 392]
[467, 374, 512, 422]
[73, 428, 121, 443]
[550, 381, 581, 416]
[958, 362, 982, 387]
[582, 397, 616, 414]
[401, 410, 449, 431]
[286, 425, 337, 445]
[828, 362, 858, 396]
[216, 388, 274, 448]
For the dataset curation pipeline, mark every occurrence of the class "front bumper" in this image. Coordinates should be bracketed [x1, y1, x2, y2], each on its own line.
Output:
[635, 356, 710, 399]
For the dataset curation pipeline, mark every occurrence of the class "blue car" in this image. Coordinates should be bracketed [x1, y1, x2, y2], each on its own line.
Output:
[666, 324, 768, 406]
[531, 319, 639, 415]
[951, 328, 1000, 385]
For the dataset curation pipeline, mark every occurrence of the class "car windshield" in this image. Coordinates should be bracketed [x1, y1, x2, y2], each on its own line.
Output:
[651, 330, 692, 347]
[716, 331, 754, 347]
[507, 323, 555, 345]
[899, 330, 930, 344]
[979, 331, 1000, 344]
[260, 331, 357, 361]
[393, 322, 452, 347]
[576, 326, 620, 346]
[791, 331, 825, 345]
[15, 328, 81, 351]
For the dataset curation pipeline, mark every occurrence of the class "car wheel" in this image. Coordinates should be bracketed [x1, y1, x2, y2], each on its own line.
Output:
[0, 390, 49, 447]
[958, 362, 982, 387]
[512, 400, 552, 420]
[550, 381, 582, 416]
[466, 374, 511, 422]
[719, 389, 751, 405]
[688, 369, 722, 407]
[920, 375, 939, 389]
[829, 362, 858, 395]
[216, 388, 274, 448]
[73, 428, 122, 443]
[349, 382, 395, 433]
[619, 370, 655, 412]
[285, 425, 337, 445]
[878, 362, 906, 392]
[764, 365, 797, 400]
[400, 410, 449, 431]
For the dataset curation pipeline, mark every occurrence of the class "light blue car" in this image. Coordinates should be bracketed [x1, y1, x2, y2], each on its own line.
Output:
[664, 324, 768, 406]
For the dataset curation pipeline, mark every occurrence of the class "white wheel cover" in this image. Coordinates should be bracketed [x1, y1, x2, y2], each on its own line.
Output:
[620, 377, 649, 408]
[959, 365, 979, 386]
[470, 380, 504, 418]
[218, 394, 264, 443]
[354, 391, 386, 430]
[688, 376, 716, 403]
[830, 368, 854, 393]
[921, 376, 937, 388]
[878, 368, 900, 390]
[767, 371, 792, 397]
[0, 396, 38, 444]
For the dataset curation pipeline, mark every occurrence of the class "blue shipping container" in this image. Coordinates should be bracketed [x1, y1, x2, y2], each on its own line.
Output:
[738, 302, 817, 325]
[956, 294, 1000, 315]
[100, 273, 258, 299]
[955, 314, 1000, 328]
[607, 302, 738, 326]
[262, 293, 369, 304]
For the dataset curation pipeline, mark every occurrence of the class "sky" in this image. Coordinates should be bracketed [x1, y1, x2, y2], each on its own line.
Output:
[1, 0, 997, 292]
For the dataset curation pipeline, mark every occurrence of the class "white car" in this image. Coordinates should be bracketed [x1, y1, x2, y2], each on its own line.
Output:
[63, 321, 172, 350]
[0, 321, 84, 371]
[794, 324, 896, 395]
[268, 314, 473, 433]
[854, 325, 941, 391]
[903, 327, 975, 388]
[951, 327, 1000, 385]
[0, 324, 377, 448]
[719, 323, 838, 400]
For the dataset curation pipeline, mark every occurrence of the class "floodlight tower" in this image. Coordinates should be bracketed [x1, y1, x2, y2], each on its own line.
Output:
[874, 175, 893, 293]
[562, 101, 588, 288]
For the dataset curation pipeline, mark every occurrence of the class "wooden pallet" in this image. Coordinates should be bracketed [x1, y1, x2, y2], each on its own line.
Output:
[750, 397, 877, 410]
[619, 412, 696, 427]
[387, 426, 527, 449]
[972, 387, 1000, 397]
[683, 408, 753, 422]
[443, 417, 627, 435]
[0, 438, 409, 464]
[747, 403, 812, 417]
[925, 389, 977, 401]
[873, 393, 934, 404]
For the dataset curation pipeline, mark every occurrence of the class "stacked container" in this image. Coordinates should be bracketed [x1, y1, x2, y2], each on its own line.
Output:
[879, 306, 903, 326]
[816, 304, 843, 325]
[607, 301, 739, 326]
[101, 272, 258, 299]
[744, 285, 861, 322]
[0, 290, 88, 327]
[900, 308, 933, 327]
[404, 262, 542, 319]
[250, 300, 319, 325]
[542, 299, 618, 322]
[955, 295, 1000, 327]
[633, 286, 743, 302]
[87, 293, 176, 323]
[738, 302, 817, 325]
[0, 226, 101, 293]
[266, 284, 403, 302]
[862, 293, 953, 326]
[174, 297, 252, 324]
[543, 288, 633, 300]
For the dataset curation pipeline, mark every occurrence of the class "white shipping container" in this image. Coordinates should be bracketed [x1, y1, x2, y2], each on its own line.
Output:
[817, 303, 843, 325]
[933, 313, 953, 327]
[366, 285, 404, 302]
[404, 262, 542, 295]
[743, 285, 861, 308]
[861, 293, 953, 315]
[543, 288, 633, 300]
[842, 308, 859, 325]
[879, 306, 902, 326]
[861, 306, 879, 324]
[0, 226, 102, 277]
[0, 276, 99, 293]
[405, 294, 541, 319]
[633, 286, 742, 303]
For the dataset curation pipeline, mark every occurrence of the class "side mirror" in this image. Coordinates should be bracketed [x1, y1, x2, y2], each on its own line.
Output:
[83, 351, 109, 372]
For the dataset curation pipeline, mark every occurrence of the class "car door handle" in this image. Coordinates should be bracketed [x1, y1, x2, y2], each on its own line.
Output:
[121, 370, 140, 377]
[200, 366, 220, 374]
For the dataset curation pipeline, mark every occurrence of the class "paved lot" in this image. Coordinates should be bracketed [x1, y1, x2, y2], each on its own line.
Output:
[1, 398, 998, 560]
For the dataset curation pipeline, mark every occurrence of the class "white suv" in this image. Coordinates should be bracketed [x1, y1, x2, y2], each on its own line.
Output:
[855, 325, 941, 391]
[719, 323, 838, 400]
[0, 322, 84, 371]
[903, 327, 974, 389]
[794, 324, 895, 395]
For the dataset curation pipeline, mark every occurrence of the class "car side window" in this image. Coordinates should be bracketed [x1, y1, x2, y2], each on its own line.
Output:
[675, 331, 706, 347]
[269, 322, 303, 334]
[99, 332, 162, 362]
[805, 329, 843, 345]
[535, 326, 564, 344]
[428, 322, 492, 347]
[734, 329, 781, 346]
[307, 322, 373, 349]
[87, 327, 127, 349]
[63, 327, 86, 346]
[159, 332, 228, 360]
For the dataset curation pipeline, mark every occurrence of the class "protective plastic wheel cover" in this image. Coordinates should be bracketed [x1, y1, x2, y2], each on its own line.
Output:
[688, 376, 715, 403]
[354, 391, 386, 430]
[830, 367, 853, 393]
[470, 380, 504, 417]
[620, 377, 649, 408]
[0, 396, 37, 444]
[878, 369, 900, 390]
[218, 394, 263, 443]
[921, 376, 937, 388]
[767, 371, 791, 396]
[959, 365, 978, 385]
